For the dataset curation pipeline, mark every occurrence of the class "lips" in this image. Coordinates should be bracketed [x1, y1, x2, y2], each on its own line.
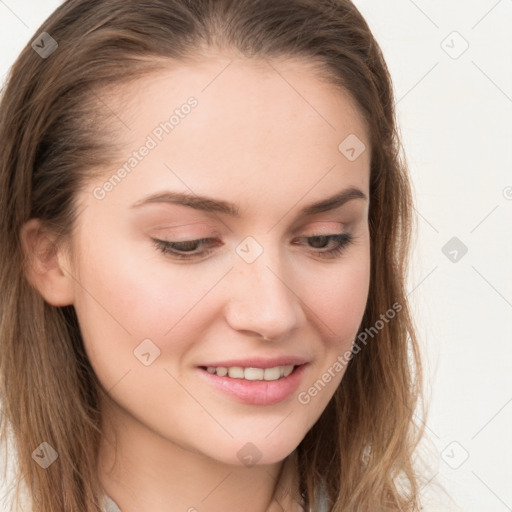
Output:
[197, 357, 308, 405]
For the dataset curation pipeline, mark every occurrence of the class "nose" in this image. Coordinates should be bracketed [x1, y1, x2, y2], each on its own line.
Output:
[224, 242, 305, 340]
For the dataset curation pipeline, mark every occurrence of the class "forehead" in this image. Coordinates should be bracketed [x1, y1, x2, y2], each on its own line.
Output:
[123, 56, 368, 135]
[88, 56, 370, 217]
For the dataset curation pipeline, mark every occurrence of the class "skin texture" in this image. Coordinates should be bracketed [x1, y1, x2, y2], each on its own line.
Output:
[22, 56, 371, 512]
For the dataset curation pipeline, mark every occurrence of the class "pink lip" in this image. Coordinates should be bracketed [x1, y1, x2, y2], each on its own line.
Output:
[198, 356, 308, 369]
[196, 363, 308, 406]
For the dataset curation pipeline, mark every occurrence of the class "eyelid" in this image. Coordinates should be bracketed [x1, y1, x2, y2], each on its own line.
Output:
[152, 225, 345, 243]
[299, 220, 346, 231]
[151, 219, 347, 234]
[150, 224, 221, 239]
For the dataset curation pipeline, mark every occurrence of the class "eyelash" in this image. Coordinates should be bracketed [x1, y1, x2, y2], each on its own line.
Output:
[151, 232, 354, 260]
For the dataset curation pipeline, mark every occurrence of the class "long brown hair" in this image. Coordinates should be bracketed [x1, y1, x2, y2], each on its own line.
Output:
[0, 1, 425, 510]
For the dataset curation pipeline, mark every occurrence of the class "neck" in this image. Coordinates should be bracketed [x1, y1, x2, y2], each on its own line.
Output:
[97, 396, 304, 512]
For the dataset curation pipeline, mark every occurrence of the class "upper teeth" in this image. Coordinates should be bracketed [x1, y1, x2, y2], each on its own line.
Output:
[206, 365, 295, 381]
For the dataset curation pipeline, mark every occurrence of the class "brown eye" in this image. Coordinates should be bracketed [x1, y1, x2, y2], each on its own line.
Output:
[299, 233, 354, 258]
[152, 233, 354, 261]
[152, 237, 219, 259]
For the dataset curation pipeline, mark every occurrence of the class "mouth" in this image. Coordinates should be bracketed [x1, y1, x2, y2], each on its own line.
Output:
[196, 363, 308, 406]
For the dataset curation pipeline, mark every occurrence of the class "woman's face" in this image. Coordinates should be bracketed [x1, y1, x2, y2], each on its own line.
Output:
[67, 57, 371, 465]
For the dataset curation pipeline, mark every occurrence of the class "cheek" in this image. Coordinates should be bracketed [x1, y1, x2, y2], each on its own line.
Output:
[74, 232, 196, 330]
[310, 251, 370, 347]
[295, 253, 370, 410]
[71, 235, 233, 377]
[70, 240, 187, 373]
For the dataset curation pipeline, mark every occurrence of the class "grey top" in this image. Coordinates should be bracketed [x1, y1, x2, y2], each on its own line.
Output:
[102, 493, 122, 512]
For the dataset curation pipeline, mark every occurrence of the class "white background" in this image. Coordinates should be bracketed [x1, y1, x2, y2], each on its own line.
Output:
[0, 1, 511, 511]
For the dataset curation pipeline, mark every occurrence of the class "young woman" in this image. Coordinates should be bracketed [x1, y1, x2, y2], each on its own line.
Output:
[0, 1, 426, 511]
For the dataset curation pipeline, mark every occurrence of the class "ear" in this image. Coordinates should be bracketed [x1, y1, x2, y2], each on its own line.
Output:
[19, 218, 75, 306]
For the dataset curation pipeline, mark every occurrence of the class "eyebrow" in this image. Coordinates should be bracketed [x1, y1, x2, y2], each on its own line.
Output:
[130, 186, 367, 217]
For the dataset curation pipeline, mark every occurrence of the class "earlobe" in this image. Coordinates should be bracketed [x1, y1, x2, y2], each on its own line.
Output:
[19, 219, 75, 306]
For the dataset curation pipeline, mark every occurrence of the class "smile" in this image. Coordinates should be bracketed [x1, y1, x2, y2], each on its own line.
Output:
[197, 363, 308, 406]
